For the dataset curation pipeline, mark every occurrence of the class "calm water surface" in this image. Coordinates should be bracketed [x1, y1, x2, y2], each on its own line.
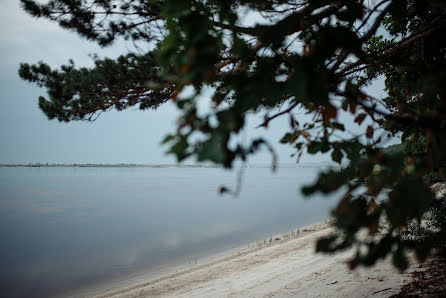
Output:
[0, 167, 337, 297]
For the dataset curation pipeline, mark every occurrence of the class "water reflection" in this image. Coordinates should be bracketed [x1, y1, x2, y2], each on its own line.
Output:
[0, 167, 336, 297]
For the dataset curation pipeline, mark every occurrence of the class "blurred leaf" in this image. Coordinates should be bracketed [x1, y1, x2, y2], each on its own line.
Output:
[307, 142, 322, 154]
[354, 113, 367, 125]
[322, 103, 337, 123]
[316, 234, 338, 252]
[331, 148, 344, 164]
[366, 125, 374, 139]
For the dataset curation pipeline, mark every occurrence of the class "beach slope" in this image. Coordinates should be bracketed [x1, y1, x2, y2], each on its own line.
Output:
[88, 222, 413, 297]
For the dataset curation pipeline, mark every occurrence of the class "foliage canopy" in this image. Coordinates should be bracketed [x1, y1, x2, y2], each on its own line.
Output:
[19, 0, 446, 270]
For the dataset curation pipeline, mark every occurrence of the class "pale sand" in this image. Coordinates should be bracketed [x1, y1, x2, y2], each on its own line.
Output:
[84, 222, 414, 298]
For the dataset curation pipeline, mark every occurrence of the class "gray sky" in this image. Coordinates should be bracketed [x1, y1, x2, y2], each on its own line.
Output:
[0, 1, 396, 165]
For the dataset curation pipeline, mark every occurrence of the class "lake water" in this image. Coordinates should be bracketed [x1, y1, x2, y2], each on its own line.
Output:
[0, 166, 337, 297]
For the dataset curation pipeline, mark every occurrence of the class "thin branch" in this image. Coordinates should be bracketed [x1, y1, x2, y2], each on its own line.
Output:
[384, 19, 446, 57]
[356, 0, 391, 33]
[360, 3, 392, 42]
[338, 57, 366, 75]
[342, 64, 368, 76]
[257, 101, 299, 128]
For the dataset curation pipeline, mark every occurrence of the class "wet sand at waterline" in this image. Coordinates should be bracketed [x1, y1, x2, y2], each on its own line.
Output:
[84, 221, 413, 298]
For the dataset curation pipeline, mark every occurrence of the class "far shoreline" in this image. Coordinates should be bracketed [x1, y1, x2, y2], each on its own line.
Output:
[0, 163, 215, 168]
[0, 162, 336, 169]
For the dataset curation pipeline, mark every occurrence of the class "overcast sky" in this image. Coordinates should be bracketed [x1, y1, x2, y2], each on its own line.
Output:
[0, 1, 395, 165]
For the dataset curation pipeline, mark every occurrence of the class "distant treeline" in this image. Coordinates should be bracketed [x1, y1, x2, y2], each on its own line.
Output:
[0, 163, 217, 168]
[0, 162, 334, 169]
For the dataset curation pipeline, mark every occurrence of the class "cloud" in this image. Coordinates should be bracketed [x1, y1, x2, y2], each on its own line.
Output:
[0, 0, 124, 71]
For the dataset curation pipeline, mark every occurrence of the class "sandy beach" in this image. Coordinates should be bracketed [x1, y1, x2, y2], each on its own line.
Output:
[81, 221, 415, 298]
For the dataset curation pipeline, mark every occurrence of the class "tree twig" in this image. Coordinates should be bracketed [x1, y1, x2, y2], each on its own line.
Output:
[256, 101, 299, 128]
